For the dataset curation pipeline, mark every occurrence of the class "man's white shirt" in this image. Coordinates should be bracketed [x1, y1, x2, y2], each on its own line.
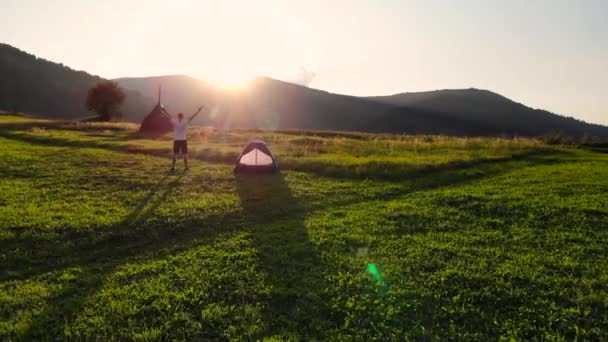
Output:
[172, 118, 188, 141]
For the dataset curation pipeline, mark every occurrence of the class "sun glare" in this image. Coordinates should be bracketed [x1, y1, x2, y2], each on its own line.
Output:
[208, 72, 254, 91]
[151, 2, 316, 92]
[199, 56, 269, 91]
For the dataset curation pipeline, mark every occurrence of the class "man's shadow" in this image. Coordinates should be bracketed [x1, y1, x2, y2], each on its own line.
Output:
[17, 170, 219, 340]
[235, 173, 333, 338]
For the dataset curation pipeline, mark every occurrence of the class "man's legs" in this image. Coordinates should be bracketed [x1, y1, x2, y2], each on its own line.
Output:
[183, 140, 189, 170]
[171, 140, 178, 171]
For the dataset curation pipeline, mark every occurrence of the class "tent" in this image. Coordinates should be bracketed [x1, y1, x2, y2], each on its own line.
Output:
[234, 140, 279, 173]
[139, 86, 172, 134]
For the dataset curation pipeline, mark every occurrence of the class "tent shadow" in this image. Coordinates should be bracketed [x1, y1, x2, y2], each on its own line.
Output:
[235, 172, 333, 338]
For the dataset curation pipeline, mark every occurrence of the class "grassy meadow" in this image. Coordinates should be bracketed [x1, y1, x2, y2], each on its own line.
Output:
[1, 115, 607, 340]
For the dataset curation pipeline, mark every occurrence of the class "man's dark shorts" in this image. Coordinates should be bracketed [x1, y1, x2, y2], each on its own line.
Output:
[173, 140, 188, 154]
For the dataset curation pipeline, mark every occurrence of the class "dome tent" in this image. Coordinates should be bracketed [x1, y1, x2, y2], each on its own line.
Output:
[234, 140, 279, 173]
[139, 86, 172, 134]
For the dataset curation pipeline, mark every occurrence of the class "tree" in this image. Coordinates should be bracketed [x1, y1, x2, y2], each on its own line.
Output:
[86, 81, 125, 121]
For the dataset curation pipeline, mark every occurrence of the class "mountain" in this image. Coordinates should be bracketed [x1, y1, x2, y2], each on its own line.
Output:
[2, 42, 607, 137]
[113, 75, 221, 122]
[114, 75, 476, 134]
[369, 89, 608, 136]
[0, 43, 152, 120]
[117, 75, 608, 136]
[113, 75, 394, 130]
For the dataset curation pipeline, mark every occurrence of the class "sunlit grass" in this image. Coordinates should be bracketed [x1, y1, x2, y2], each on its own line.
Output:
[0, 115, 607, 340]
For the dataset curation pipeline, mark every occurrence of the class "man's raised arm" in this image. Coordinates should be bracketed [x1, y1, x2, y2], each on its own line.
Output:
[189, 106, 204, 123]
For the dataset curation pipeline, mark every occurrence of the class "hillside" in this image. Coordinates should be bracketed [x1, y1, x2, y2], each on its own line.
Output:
[0, 43, 153, 120]
[2, 42, 607, 136]
[114, 75, 444, 133]
[118, 75, 608, 137]
[113, 75, 222, 123]
[114, 75, 510, 135]
[1, 115, 608, 340]
[370, 89, 608, 136]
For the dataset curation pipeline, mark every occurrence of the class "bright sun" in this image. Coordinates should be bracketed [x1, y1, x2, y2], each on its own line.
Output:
[207, 69, 255, 90]
[199, 56, 266, 90]
[129, 2, 316, 92]
[190, 32, 297, 91]
[203, 59, 289, 90]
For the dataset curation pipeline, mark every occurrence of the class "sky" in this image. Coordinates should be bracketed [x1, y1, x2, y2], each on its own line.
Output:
[1, 0, 607, 125]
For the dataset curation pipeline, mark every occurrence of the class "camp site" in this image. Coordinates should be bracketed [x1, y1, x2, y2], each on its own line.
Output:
[1, 1, 608, 341]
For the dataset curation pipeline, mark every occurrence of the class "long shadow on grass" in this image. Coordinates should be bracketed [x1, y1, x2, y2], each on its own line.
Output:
[236, 173, 333, 338]
[308, 149, 574, 216]
[15, 171, 180, 339]
[0, 172, 182, 282]
[0, 125, 235, 164]
[284, 148, 573, 182]
[0, 123, 576, 183]
[3, 171, 239, 339]
[0, 124, 133, 150]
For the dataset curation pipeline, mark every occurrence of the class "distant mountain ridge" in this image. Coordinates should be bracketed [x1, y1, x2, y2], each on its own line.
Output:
[117, 75, 608, 136]
[369, 89, 608, 136]
[114, 75, 477, 134]
[113, 75, 222, 123]
[1, 42, 607, 137]
[0, 43, 152, 120]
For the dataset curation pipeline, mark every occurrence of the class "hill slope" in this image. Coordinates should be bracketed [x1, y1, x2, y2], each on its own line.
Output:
[114, 75, 509, 135]
[369, 89, 608, 136]
[113, 75, 221, 122]
[0, 43, 153, 120]
[118, 75, 608, 136]
[2, 42, 607, 136]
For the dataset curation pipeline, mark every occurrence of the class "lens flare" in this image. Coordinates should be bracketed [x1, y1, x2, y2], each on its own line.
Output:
[367, 263, 383, 284]
[255, 111, 280, 131]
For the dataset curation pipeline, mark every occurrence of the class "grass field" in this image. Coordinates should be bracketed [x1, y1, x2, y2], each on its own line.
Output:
[1, 115, 607, 340]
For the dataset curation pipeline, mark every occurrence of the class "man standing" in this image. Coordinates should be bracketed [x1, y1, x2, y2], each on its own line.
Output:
[171, 106, 203, 171]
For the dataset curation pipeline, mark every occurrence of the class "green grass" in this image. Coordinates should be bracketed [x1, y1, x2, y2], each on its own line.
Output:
[1, 116, 607, 340]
